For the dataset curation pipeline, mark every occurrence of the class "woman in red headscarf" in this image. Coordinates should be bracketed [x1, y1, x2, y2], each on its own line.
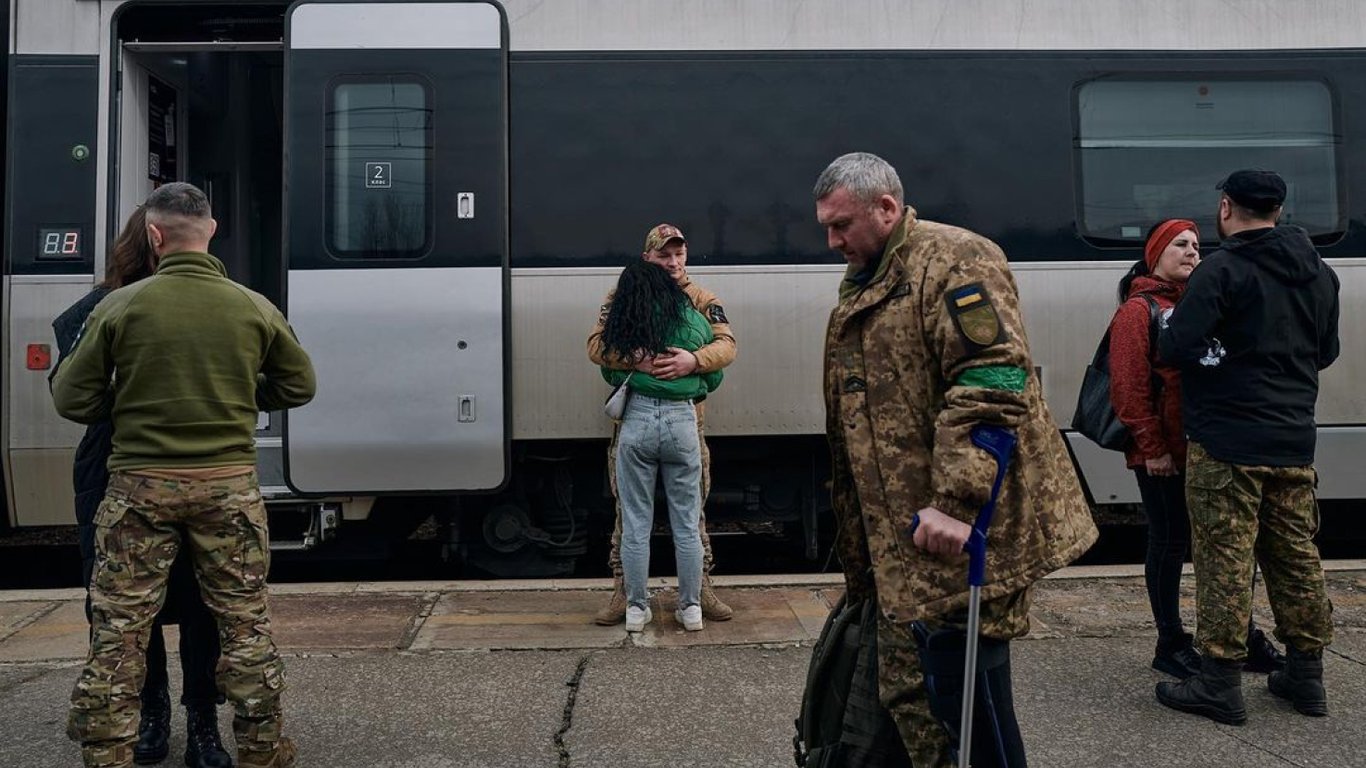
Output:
[1108, 218, 1283, 680]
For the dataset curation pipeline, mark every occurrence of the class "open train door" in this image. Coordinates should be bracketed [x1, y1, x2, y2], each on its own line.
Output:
[283, 1, 509, 494]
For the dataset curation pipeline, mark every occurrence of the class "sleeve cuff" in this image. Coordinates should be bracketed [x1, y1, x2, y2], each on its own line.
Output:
[928, 493, 977, 524]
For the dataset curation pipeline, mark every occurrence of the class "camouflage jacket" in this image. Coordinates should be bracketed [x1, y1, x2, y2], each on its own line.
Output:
[823, 208, 1097, 624]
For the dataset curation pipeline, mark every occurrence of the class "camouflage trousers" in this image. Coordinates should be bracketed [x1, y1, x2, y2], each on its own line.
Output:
[877, 587, 1033, 768]
[606, 408, 715, 576]
[1186, 442, 1333, 661]
[68, 470, 292, 768]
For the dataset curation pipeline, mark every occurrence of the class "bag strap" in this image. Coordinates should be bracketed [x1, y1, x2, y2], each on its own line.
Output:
[1139, 293, 1160, 354]
[1094, 292, 1161, 369]
[1089, 327, 1114, 367]
[1134, 293, 1165, 397]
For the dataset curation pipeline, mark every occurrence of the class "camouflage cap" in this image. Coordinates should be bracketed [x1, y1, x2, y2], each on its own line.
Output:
[643, 223, 686, 252]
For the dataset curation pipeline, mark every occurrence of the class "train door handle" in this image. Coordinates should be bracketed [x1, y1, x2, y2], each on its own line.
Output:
[458, 395, 476, 423]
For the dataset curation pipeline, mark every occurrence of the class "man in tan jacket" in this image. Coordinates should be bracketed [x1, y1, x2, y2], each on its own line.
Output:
[816, 153, 1097, 767]
[587, 223, 737, 625]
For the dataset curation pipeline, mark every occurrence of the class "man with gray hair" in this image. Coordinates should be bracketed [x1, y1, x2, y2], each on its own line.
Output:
[815, 152, 1096, 766]
[52, 182, 314, 768]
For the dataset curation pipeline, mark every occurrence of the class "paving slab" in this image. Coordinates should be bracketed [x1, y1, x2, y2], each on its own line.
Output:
[640, 587, 823, 647]
[568, 646, 809, 768]
[0, 600, 53, 639]
[271, 592, 431, 650]
[0, 663, 84, 768]
[283, 653, 578, 768]
[1015, 634, 1366, 768]
[0, 654, 577, 768]
[413, 590, 627, 650]
[0, 601, 89, 662]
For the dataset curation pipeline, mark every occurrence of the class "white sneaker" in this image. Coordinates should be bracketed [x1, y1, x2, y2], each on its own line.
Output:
[625, 605, 652, 632]
[676, 604, 704, 632]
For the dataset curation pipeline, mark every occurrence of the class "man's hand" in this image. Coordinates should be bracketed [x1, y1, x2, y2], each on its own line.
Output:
[1145, 453, 1177, 477]
[651, 347, 699, 380]
[911, 507, 972, 557]
[632, 355, 656, 374]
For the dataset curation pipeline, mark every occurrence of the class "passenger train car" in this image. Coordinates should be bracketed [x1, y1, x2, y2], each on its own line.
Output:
[4, 0, 1365, 575]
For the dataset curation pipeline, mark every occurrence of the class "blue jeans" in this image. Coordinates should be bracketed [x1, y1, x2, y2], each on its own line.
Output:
[615, 395, 704, 610]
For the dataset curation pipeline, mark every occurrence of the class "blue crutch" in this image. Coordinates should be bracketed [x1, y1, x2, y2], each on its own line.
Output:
[910, 424, 1017, 768]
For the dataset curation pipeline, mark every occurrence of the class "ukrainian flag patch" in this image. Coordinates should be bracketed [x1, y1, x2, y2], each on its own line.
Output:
[944, 282, 1004, 349]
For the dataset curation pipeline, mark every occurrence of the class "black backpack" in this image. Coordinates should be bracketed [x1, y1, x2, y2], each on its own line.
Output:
[1071, 294, 1160, 451]
[793, 595, 912, 768]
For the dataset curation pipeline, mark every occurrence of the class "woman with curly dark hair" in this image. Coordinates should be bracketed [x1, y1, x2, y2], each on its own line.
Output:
[51, 205, 231, 768]
[599, 258, 723, 633]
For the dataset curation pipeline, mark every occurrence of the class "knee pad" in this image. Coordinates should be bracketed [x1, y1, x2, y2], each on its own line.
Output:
[912, 623, 1027, 768]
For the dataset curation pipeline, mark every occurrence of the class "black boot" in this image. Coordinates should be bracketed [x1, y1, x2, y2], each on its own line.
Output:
[1268, 646, 1328, 717]
[1243, 626, 1287, 674]
[184, 706, 235, 768]
[1152, 632, 1202, 679]
[1155, 657, 1247, 725]
[133, 688, 172, 765]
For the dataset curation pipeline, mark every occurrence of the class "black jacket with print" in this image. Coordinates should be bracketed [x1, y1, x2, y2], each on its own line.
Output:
[1158, 225, 1339, 466]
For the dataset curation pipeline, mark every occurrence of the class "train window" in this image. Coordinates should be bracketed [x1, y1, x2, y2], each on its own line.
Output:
[1076, 79, 1342, 245]
[326, 77, 433, 259]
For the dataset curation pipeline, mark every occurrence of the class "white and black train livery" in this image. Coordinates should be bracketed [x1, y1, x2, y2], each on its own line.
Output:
[4, 0, 1364, 575]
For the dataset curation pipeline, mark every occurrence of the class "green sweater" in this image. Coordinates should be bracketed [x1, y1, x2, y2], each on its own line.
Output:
[50, 252, 316, 470]
[601, 305, 723, 400]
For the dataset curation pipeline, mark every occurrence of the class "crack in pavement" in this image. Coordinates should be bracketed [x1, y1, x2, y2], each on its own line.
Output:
[1326, 646, 1365, 667]
[555, 653, 592, 768]
[1217, 725, 1301, 766]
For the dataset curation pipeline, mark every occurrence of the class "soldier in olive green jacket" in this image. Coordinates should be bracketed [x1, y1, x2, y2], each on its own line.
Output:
[815, 153, 1097, 767]
[51, 182, 312, 768]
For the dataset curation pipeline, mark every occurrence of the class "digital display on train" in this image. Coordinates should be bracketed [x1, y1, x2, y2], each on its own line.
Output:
[36, 227, 83, 261]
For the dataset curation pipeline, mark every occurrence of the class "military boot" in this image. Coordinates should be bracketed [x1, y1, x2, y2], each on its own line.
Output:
[593, 576, 627, 626]
[185, 706, 234, 768]
[1243, 626, 1287, 674]
[1152, 631, 1202, 679]
[1155, 657, 1246, 725]
[1268, 646, 1328, 716]
[133, 687, 172, 764]
[699, 576, 733, 622]
[238, 737, 295, 768]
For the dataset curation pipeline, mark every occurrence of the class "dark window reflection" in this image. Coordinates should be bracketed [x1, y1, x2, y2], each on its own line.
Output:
[1077, 80, 1341, 244]
[326, 79, 432, 259]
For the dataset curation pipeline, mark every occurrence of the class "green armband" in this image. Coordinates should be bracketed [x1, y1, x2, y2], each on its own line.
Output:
[955, 365, 1027, 392]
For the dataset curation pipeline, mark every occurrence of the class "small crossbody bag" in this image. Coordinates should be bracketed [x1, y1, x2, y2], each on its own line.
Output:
[604, 372, 634, 419]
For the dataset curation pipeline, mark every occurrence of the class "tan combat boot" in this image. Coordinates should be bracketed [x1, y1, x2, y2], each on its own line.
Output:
[700, 577, 733, 621]
[593, 576, 627, 625]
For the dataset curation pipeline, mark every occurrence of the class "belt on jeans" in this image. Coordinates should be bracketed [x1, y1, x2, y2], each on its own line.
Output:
[632, 394, 696, 405]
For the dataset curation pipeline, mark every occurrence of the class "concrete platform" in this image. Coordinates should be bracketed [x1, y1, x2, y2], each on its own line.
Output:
[2, 570, 1364, 767]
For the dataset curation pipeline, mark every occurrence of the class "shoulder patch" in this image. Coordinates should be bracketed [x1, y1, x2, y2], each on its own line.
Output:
[944, 283, 1005, 350]
[707, 304, 729, 325]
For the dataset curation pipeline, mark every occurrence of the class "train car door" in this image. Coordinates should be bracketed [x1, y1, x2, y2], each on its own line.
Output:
[283, 1, 509, 493]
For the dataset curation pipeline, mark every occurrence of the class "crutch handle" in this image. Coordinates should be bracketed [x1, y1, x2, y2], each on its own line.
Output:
[966, 424, 1017, 587]
[907, 425, 1017, 587]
